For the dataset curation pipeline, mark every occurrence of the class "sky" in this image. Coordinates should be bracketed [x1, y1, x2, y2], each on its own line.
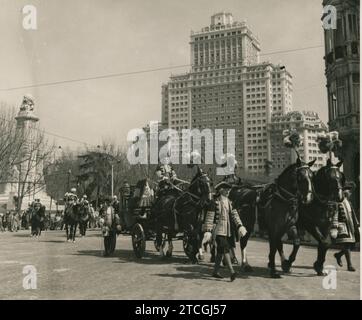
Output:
[0, 0, 328, 150]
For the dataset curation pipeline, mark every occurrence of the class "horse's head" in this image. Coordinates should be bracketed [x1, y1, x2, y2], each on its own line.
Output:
[277, 158, 315, 204]
[295, 158, 315, 204]
[188, 166, 213, 202]
[314, 160, 345, 202]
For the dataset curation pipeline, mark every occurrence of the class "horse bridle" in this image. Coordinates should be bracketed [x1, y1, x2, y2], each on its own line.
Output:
[182, 173, 211, 202]
[312, 165, 344, 206]
[272, 164, 314, 206]
[295, 165, 314, 202]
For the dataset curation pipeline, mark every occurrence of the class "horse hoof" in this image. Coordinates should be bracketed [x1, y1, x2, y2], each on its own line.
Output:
[267, 262, 271, 268]
[281, 260, 291, 273]
[210, 256, 215, 263]
[270, 272, 282, 279]
[165, 251, 172, 258]
[243, 265, 253, 273]
[313, 261, 324, 276]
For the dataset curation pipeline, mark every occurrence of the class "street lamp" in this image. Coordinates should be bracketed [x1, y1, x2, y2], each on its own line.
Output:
[96, 145, 119, 199]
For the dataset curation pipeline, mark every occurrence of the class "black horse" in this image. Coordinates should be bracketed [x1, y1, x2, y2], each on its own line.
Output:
[150, 166, 213, 263]
[257, 158, 316, 278]
[78, 203, 90, 237]
[285, 159, 346, 276]
[64, 203, 79, 242]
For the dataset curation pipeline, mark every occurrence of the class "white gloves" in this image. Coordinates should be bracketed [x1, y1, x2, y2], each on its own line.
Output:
[238, 226, 248, 239]
[330, 228, 338, 239]
[202, 231, 212, 244]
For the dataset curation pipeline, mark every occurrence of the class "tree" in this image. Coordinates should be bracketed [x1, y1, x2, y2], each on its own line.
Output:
[14, 126, 55, 212]
[0, 103, 25, 183]
[44, 148, 81, 206]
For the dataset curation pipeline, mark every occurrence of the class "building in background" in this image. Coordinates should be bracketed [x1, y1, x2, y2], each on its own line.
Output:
[161, 12, 293, 176]
[243, 63, 292, 176]
[269, 111, 328, 176]
[322, 0, 359, 204]
[0, 96, 52, 211]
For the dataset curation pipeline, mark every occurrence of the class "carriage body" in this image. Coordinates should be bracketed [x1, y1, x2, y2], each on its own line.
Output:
[119, 182, 191, 259]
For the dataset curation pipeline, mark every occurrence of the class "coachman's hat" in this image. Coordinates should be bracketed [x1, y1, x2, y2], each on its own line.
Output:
[215, 181, 232, 191]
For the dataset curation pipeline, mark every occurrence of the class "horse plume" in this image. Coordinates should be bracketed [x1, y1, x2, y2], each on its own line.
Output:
[317, 131, 343, 159]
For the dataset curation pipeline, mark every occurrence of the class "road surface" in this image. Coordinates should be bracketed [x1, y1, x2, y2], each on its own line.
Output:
[0, 229, 359, 299]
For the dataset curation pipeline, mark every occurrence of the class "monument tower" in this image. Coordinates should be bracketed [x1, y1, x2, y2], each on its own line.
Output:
[0, 95, 51, 211]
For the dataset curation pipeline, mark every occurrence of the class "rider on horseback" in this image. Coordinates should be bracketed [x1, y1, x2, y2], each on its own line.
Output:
[65, 188, 78, 206]
[80, 195, 89, 205]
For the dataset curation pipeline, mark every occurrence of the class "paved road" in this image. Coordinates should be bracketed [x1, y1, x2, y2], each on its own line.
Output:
[0, 230, 360, 300]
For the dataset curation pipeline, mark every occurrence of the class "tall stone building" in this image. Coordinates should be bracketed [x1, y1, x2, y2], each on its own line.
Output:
[323, 0, 359, 189]
[269, 111, 328, 176]
[161, 12, 293, 175]
[0, 95, 52, 211]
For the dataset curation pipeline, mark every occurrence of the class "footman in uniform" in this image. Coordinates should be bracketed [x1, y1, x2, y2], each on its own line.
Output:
[203, 182, 247, 281]
[333, 183, 360, 272]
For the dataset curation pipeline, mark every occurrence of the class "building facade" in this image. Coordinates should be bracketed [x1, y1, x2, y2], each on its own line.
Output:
[162, 12, 293, 175]
[269, 111, 328, 176]
[323, 0, 359, 191]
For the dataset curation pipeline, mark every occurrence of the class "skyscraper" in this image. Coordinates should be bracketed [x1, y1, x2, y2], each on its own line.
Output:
[162, 12, 293, 176]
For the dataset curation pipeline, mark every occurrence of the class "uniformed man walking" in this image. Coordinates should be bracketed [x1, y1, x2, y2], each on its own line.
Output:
[203, 182, 247, 281]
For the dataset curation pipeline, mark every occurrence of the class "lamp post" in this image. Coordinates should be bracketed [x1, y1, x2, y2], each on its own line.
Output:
[97, 145, 118, 200]
[111, 163, 114, 199]
[67, 169, 71, 191]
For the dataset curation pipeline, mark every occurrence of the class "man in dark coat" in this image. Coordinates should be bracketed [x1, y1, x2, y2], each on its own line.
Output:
[31, 202, 45, 238]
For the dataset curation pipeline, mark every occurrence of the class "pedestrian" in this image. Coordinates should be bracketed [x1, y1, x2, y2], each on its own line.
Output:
[88, 204, 95, 229]
[31, 202, 45, 238]
[0, 212, 4, 232]
[102, 200, 122, 257]
[203, 182, 247, 281]
[334, 184, 360, 272]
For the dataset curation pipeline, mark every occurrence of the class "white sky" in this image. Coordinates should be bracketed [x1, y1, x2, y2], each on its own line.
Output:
[0, 0, 327, 149]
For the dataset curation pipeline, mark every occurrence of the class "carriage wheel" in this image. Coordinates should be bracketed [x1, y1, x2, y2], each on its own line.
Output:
[132, 223, 146, 258]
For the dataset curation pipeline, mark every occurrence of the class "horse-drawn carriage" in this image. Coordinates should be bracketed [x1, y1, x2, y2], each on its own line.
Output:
[119, 170, 212, 262]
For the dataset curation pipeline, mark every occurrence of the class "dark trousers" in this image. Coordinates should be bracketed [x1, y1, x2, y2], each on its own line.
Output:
[104, 231, 117, 255]
[79, 221, 88, 236]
